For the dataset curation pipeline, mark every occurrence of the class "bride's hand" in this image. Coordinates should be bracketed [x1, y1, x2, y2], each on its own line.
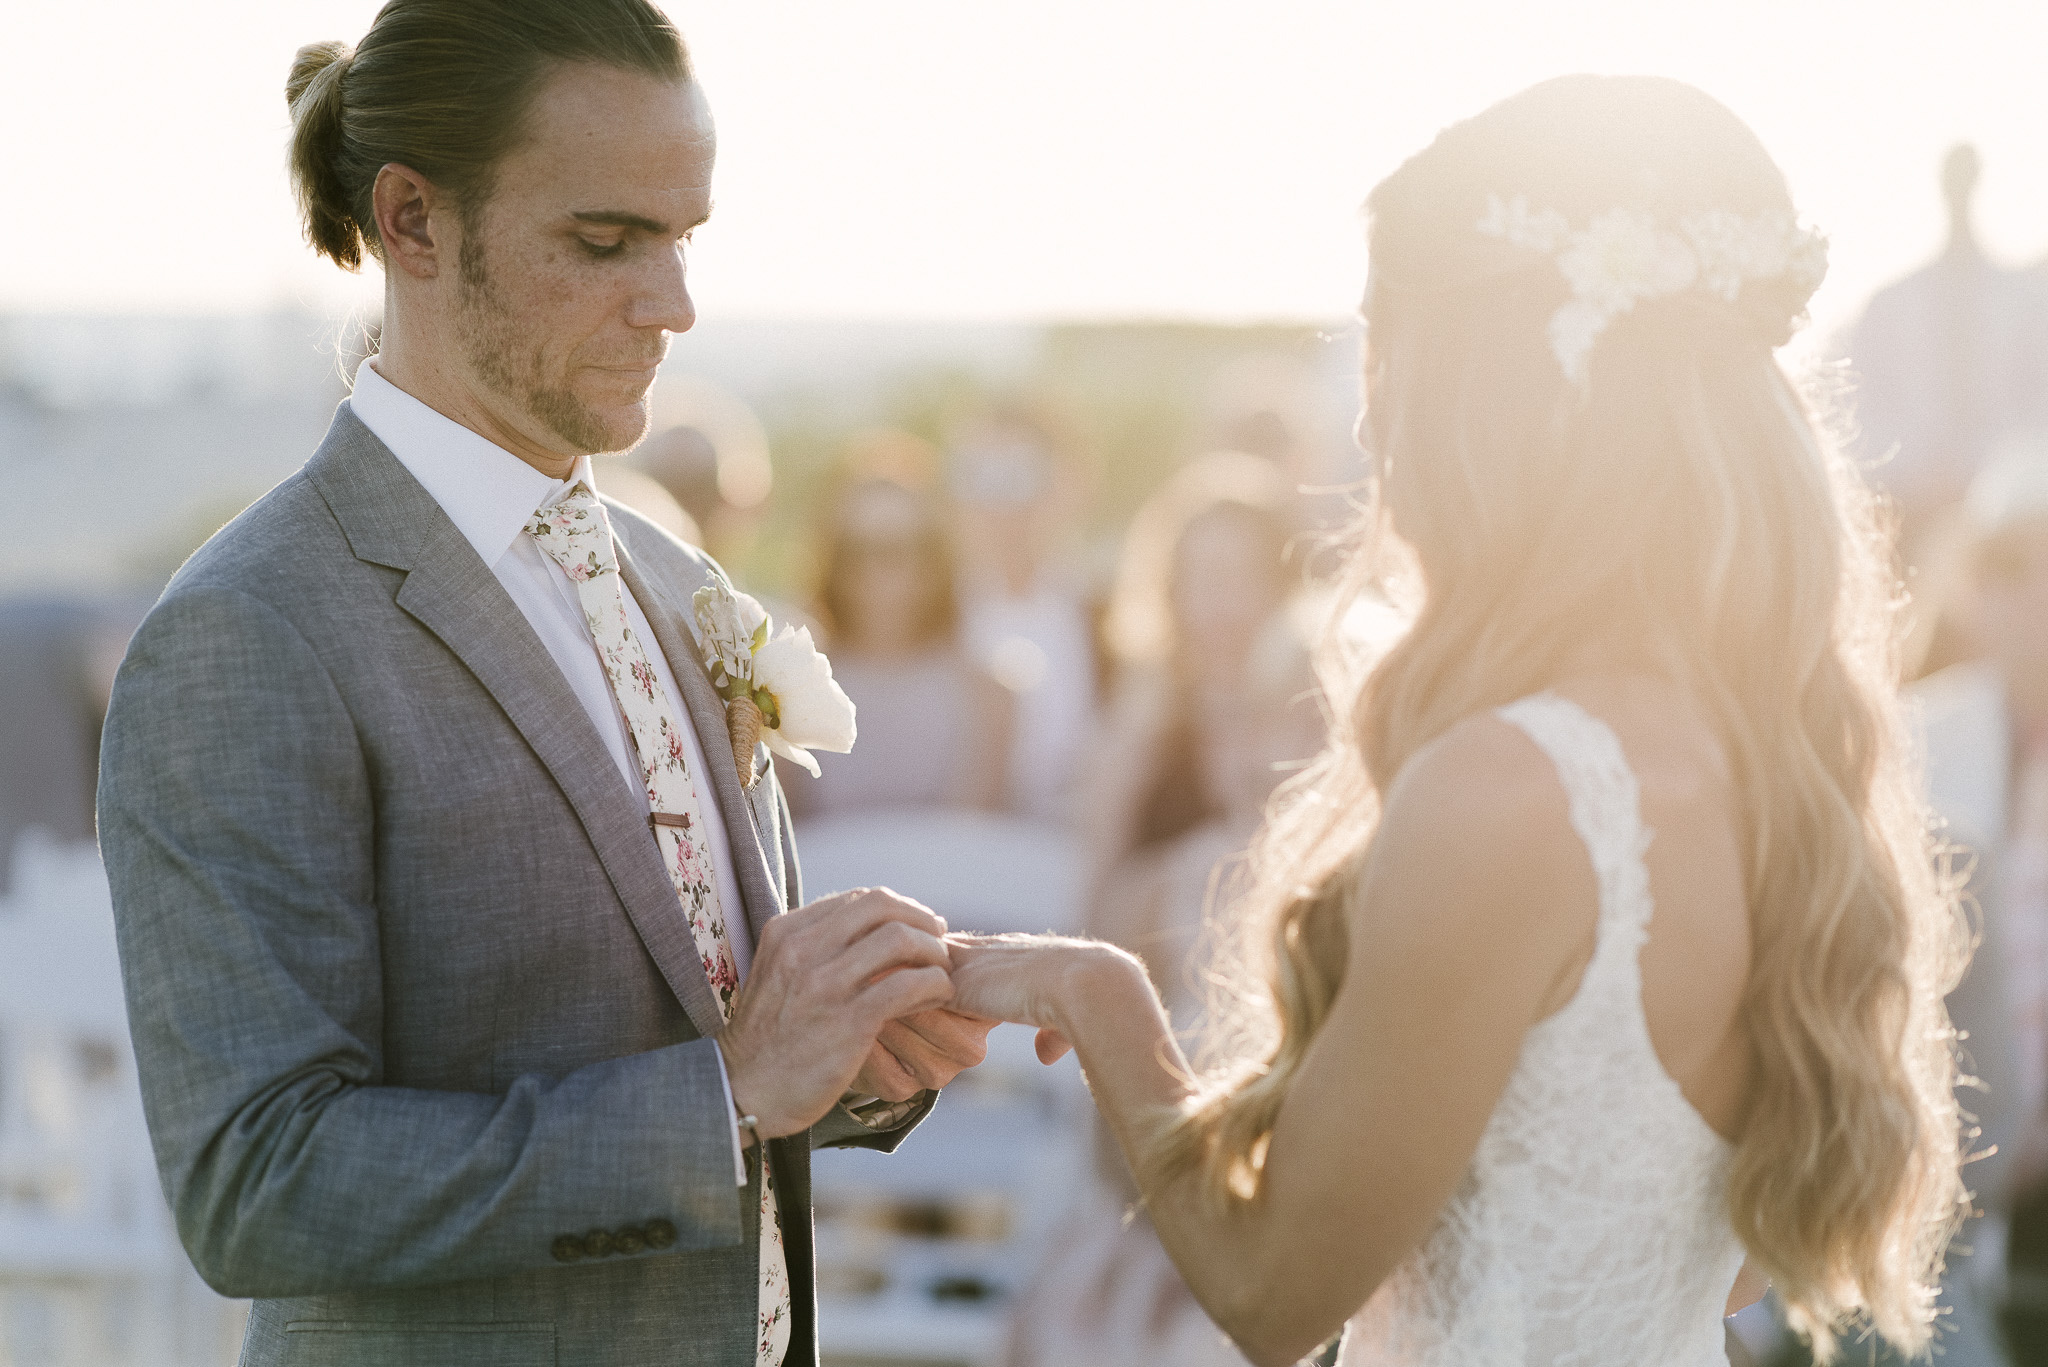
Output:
[944, 933, 1144, 1065]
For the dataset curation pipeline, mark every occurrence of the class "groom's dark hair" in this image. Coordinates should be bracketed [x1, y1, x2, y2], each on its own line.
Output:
[285, 0, 690, 270]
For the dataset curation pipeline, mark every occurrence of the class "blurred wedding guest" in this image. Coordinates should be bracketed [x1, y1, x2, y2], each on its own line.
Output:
[996, 455, 1301, 1366]
[1904, 450, 2048, 1367]
[629, 380, 775, 562]
[592, 457, 702, 546]
[1094, 608, 1328, 1032]
[629, 424, 721, 531]
[1846, 146, 2048, 540]
[1082, 452, 1300, 885]
[781, 475, 1011, 816]
[0, 596, 141, 888]
[948, 409, 1098, 822]
[1003, 610, 1322, 1367]
[1202, 352, 1367, 546]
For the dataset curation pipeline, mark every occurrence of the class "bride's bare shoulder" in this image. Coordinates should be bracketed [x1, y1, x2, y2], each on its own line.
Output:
[1360, 711, 1596, 966]
[1377, 708, 1572, 854]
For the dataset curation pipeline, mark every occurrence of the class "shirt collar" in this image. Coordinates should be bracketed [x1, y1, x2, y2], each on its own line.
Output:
[348, 357, 595, 569]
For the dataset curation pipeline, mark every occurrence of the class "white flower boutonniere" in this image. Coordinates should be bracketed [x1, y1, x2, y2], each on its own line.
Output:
[693, 582, 857, 784]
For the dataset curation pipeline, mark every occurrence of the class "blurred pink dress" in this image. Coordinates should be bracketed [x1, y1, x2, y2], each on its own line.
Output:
[789, 649, 989, 813]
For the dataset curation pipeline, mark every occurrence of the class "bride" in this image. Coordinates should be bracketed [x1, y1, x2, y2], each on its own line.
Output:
[949, 75, 1969, 1366]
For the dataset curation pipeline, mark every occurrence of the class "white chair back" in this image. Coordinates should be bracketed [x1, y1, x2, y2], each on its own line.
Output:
[0, 830, 247, 1365]
[795, 811, 1094, 1365]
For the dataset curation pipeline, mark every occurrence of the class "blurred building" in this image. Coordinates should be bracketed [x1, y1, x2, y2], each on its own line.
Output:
[0, 312, 355, 593]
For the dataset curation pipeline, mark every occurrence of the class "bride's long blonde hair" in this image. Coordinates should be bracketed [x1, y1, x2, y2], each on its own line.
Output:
[1152, 75, 1969, 1361]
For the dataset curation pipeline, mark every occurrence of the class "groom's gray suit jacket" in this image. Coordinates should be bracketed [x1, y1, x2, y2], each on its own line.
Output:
[97, 406, 928, 1367]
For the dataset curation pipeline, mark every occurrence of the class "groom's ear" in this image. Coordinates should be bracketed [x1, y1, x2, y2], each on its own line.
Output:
[370, 163, 445, 280]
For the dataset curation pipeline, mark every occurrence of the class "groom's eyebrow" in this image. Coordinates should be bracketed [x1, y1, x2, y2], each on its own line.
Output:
[570, 206, 713, 237]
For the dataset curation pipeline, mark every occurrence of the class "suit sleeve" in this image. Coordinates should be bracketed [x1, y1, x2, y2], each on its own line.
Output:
[809, 1092, 939, 1152]
[98, 585, 745, 1298]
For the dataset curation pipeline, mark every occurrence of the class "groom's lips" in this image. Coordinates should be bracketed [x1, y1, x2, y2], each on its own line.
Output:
[590, 361, 664, 388]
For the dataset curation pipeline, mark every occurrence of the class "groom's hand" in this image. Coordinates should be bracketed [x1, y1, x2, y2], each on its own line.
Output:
[855, 1008, 999, 1101]
[719, 888, 954, 1139]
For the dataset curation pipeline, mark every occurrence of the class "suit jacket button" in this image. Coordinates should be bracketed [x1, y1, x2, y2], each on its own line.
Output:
[551, 1235, 586, 1263]
[585, 1228, 617, 1258]
[644, 1219, 676, 1249]
[614, 1225, 647, 1255]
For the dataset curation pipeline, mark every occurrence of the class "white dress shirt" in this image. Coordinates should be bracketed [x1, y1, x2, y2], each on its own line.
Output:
[349, 358, 750, 1182]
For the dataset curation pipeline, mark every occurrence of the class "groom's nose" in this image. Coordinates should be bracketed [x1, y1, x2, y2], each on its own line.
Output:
[626, 240, 696, 335]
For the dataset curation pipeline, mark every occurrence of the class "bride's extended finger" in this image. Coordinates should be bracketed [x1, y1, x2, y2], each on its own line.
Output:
[935, 972, 1032, 1028]
[944, 931, 1054, 951]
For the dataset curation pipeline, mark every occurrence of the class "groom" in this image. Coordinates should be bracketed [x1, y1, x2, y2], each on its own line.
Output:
[95, 3, 993, 1364]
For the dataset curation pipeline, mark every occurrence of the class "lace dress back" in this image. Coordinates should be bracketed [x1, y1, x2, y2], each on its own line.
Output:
[1339, 693, 1747, 1366]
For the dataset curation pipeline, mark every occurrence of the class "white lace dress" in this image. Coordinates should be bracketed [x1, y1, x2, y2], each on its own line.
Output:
[1340, 694, 1748, 1366]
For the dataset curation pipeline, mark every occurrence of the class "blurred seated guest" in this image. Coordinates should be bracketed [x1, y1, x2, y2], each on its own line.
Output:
[782, 476, 1012, 816]
[948, 407, 1098, 823]
[0, 595, 143, 889]
[631, 423, 722, 528]
[1911, 449, 2048, 1367]
[1084, 452, 1300, 885]
[592, 458, 702, 546]
[630, 381, 775, 561]
[1003, 611, 1323, 1367]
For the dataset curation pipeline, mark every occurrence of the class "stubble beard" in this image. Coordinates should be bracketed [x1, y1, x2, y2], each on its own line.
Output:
[456, 235, 649, 456]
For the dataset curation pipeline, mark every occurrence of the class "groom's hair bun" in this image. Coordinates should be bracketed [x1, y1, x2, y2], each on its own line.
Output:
[285, 0, 692, 271]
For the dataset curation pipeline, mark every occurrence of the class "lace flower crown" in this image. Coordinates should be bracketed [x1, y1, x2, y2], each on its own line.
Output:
[1474, 193, 1829, 384]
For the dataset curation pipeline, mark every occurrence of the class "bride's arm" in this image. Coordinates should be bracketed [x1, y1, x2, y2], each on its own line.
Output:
[952, 716, 1599, 1367]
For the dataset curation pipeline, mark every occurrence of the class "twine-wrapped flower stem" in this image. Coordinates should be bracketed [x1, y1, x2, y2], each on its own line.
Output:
[726, 694, 775, 787]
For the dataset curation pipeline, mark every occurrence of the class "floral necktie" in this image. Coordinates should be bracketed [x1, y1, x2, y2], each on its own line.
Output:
[526, 482, 791, 1366]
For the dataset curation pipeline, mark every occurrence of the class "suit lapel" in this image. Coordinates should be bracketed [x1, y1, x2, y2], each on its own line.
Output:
[614, 539, 786, 945]
[305, 408, 727, 1039]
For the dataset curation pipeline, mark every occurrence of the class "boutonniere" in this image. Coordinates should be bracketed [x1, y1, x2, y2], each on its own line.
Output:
[692, 582, 857, 786]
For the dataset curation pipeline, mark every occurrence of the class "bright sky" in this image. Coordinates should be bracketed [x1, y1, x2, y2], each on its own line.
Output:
[4, 1, 2046, 336]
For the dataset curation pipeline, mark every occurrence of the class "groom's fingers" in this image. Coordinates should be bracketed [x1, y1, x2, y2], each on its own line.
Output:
[896, 1009, 995, 1058]
[877, 1011, 991, 1088]
[796, 887, 948, 950]
[835, 921, 951, 995]
[856, 964, 954, 1026]
[873, 1023, 948, 1090]
[891, 1008, 997, 1052]
[1034, 1028, 1073, 1065]
[854, 1040, 923, 1103]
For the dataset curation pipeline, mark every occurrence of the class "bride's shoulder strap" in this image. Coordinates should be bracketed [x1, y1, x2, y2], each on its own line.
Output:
[1494, 692, 1653, 945]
